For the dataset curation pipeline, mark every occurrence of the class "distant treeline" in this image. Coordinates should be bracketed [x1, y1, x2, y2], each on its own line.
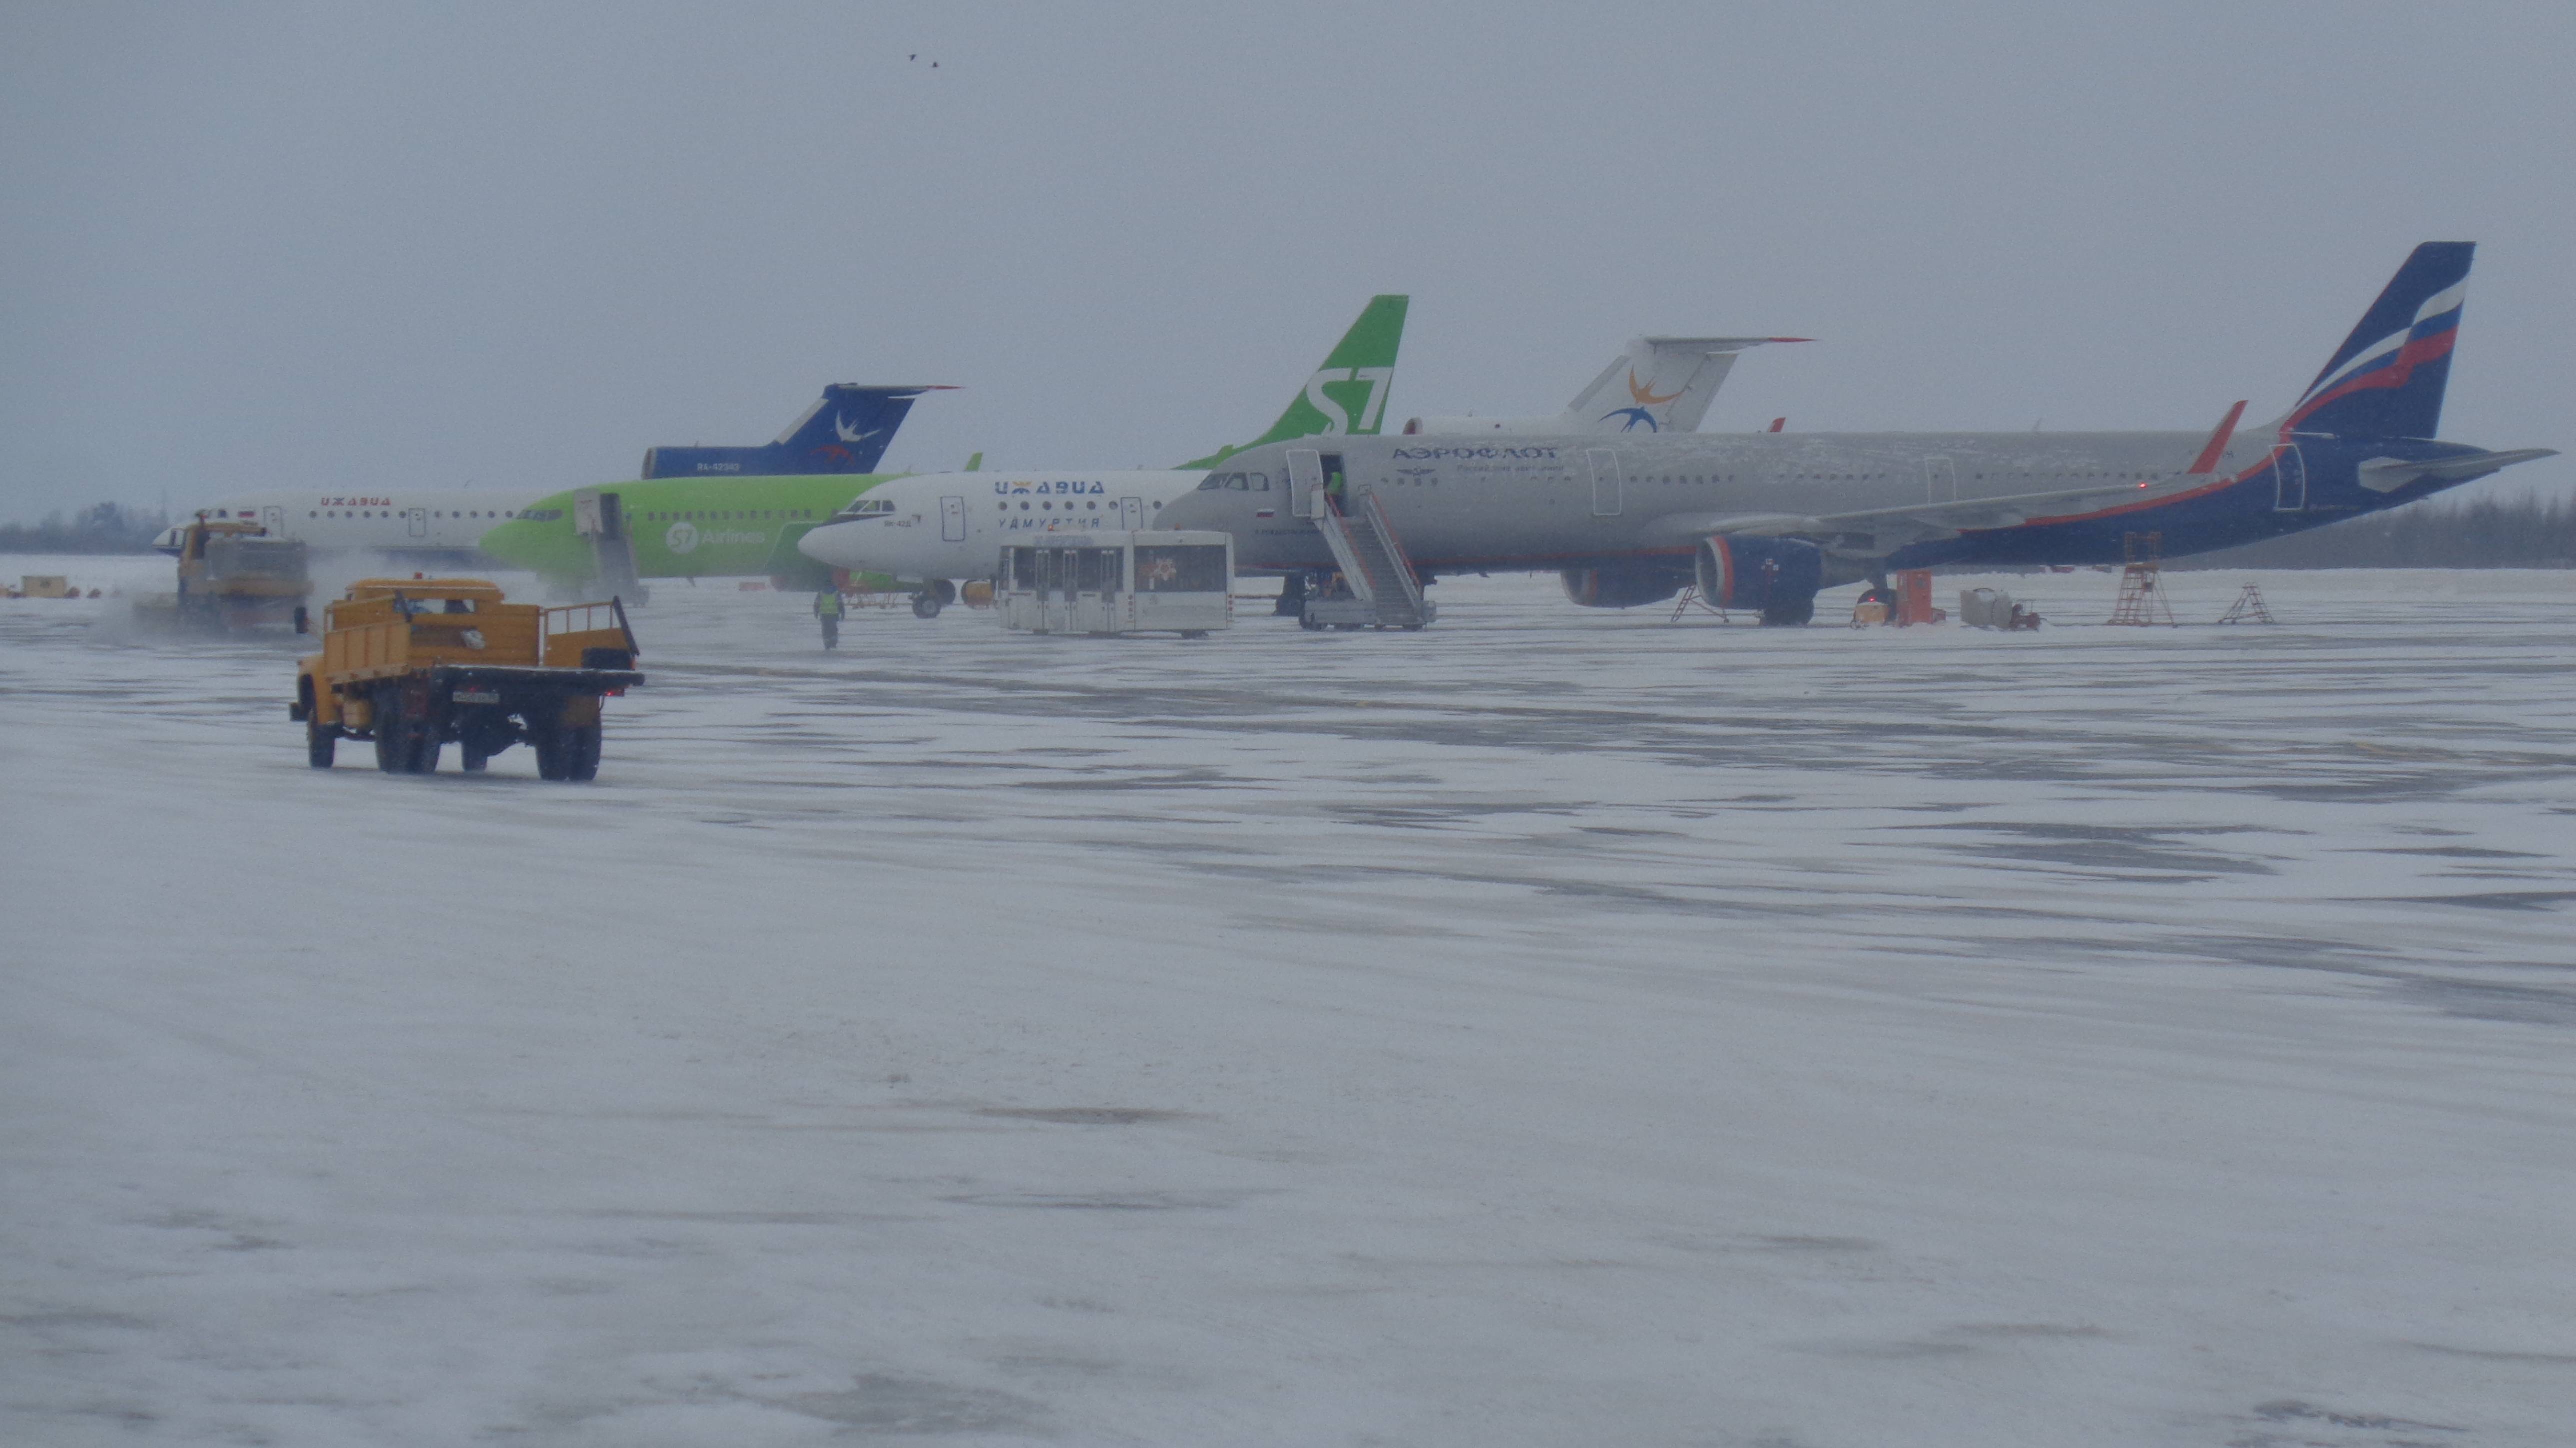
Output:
[2178, 496, 2576, 570]
[0, 502, 168, 554]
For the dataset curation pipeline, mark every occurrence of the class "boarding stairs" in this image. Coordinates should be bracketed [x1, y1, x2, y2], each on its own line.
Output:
[1310, 490, 1435, 630]
[574, 488, 650, 606]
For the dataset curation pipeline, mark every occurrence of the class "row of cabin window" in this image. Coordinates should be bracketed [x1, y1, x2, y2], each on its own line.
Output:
[998, 499, 1163, 512]
[636, 509, 820, 522]
[309, 509, 518, 519]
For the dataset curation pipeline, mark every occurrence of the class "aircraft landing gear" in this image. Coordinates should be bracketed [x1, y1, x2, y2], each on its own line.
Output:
[910, 578, 958, 620]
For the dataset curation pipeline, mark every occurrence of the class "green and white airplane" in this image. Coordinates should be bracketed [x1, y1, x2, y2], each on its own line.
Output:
[478, 295, 1411, 609]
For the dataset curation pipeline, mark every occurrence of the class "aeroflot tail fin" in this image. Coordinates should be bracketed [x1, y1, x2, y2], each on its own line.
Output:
[1564, 337, 1806, 434]
[640, 384, 958, 478]
[2276, 243, 2472, 441]
[1177, 294, 1408, 470]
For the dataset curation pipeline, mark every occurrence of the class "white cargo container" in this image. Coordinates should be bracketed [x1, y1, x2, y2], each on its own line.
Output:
[998, 530, 1233, 638]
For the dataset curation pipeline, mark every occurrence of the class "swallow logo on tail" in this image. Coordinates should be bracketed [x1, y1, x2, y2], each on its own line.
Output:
[1600, 368, 1686, 432]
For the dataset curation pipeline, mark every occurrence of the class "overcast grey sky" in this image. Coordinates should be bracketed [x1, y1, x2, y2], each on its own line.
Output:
[4, 2, 2568, 520]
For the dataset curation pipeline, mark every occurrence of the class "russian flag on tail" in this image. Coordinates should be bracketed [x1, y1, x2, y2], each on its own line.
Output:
[2286, 242, 2472, 442]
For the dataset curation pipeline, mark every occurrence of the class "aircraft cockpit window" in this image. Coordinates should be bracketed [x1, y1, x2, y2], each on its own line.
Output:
[1196, 474, 1226, 490]
[1249, 472, 1269, 491]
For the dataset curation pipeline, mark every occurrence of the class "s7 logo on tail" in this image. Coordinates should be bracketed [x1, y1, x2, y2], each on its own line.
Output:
[1303, 366, 1396, 434]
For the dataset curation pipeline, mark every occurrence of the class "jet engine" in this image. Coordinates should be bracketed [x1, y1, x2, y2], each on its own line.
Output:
[1694, 535, 1824, 622]
[1561, 562, 1692, 608]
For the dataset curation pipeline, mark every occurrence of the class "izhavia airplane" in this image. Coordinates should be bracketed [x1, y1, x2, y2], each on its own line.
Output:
[796, 334, 1792, 600]
[1160, 244, 2554, 624]
[784, 294, 1410, 616]
[156, 384, 943, 563]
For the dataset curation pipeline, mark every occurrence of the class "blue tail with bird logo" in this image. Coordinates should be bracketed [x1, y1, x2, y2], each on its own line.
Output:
[641, 384, 957, 478]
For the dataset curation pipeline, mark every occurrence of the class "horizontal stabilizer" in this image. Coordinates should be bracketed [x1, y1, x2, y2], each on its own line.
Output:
[2358, 448, 2558, 494]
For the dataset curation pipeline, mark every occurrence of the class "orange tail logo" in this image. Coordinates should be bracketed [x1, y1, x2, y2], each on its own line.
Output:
[1626, 368, 1684, 408]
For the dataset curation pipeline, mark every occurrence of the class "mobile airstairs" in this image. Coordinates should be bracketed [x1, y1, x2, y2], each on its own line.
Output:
[572, 489, 649, 606]
[1288, 448, 1436, 632]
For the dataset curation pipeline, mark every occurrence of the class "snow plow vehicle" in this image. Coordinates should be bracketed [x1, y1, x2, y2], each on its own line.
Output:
[134, 516, 310, 632]
[290, 578, 642, 780]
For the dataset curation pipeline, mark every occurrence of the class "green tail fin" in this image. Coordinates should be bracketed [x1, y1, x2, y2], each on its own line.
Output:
[1178, 294, 1408, 470]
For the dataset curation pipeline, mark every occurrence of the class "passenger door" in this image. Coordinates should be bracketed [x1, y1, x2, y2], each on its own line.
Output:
[1119, 496, 1144, 530]
[1586, 448, 1624, 517]
[1924, 457, 1958, 502]
[260, 506, 286, 536]
[2273, 446, 2308, 512]
[406, 506, 428, 538]
[940, 495, 966, 542]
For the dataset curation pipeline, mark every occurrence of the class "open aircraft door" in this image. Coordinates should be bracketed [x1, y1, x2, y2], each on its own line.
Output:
[1288, 448, 1326, 518]
[2273, 445, 2308, 512]
[940, 495, 967, 542]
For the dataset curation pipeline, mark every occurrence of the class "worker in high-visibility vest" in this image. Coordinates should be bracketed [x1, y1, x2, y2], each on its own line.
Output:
[813, 588, 844, 650]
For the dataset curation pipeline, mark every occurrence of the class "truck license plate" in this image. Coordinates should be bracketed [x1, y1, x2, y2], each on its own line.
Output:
[452, 690, 500, 704]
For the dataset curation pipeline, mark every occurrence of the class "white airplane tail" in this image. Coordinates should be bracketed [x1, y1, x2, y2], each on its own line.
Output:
[1404, 336, 1806, 436]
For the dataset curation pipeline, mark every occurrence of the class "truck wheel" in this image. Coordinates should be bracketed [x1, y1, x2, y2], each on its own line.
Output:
[307, 720, 337, 769]
[530, 720, 568, 780]
[374, 694, 406, 773]
[565, 723, 602, 782]
[461, 746, 490, 772]
[406, 730, 442, 774]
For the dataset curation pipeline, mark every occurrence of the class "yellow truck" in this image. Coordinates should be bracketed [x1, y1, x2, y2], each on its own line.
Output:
[290, 578, 643, 780]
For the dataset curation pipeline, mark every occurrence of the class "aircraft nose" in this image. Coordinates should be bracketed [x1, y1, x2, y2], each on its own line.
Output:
[478, 519, 539, 568]
[1158, 490, 1223, 531]
[797, 518, 878, 569]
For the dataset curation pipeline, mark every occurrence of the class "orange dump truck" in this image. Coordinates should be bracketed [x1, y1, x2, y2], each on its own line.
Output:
[290, 578, 642, 780]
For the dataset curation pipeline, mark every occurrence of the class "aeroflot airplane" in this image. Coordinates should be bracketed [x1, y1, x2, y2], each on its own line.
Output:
[796, 332, 1784, 600]
[155, 385, 942, 560]
[1162, 244, 2554, 624]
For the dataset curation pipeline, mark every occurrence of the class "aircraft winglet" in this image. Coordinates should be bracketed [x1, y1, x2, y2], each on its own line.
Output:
[2187, 401, 2248, 474]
